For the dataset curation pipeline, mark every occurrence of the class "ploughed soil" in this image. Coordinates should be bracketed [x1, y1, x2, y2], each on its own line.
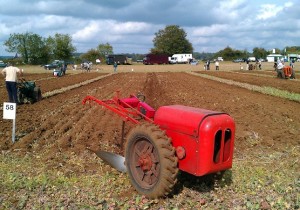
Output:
[0, 68, 299, 208]
[1, 71, 299, 153]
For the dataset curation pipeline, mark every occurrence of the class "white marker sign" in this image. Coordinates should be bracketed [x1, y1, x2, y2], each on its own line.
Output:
[3, 102, 16, 119]
[3, 102, 17, 143]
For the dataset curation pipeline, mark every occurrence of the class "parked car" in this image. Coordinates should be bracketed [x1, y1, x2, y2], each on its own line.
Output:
[190, 60, 199, 65]
[232, 58, 244, 63]
[44, 60, 64, 70]
[0, 60, 7, 67]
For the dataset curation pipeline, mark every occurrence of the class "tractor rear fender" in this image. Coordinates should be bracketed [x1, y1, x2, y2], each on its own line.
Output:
[154, 105, 235, 176]
[283, 66, 292, 78]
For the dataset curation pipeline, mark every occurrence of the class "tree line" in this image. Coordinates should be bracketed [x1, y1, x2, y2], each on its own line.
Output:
[4, 32, 76, 65]
[3, 26, 300, 65]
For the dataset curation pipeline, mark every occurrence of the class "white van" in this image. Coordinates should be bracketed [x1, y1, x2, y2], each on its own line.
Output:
[169, 54, 192, 64]
[248, 57, 256, 62]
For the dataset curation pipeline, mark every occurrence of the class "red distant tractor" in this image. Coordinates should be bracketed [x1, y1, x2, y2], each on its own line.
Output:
[83, 92, 235, 198]
[279, 66, 296, 79]
[275, 64, 296, 79]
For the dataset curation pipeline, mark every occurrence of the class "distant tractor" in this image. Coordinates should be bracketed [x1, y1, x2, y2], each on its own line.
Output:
[277, 66, 296, 79]
[17, 79, 42, 104]
[83, 92, 235, 198]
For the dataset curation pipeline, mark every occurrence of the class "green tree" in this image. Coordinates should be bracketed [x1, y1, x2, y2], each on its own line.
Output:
[151, 25, 193, 55]
[215, 46, 248, 61]
[285, 46, 300, 53]
[80, 49, 100, 62]
[97, 43, 113, 58]
[252, 47, 268, 59]
[4, 32, 50, 64]
[46, 33, 76, 61]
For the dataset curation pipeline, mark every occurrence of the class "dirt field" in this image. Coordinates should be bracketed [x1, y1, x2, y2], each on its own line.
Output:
[0, 63, 299, 209]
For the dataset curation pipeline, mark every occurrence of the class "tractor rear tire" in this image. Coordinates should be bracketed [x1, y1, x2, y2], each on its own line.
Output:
[125, 123, 178, 198]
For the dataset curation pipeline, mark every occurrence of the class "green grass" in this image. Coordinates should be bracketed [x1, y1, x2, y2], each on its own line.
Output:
[231, 136, 300, 209]
[190, 72, 300, 102]
[1, 146, 299, 209]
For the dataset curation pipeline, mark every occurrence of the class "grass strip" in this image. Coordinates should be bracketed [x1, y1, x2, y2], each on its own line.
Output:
[189, 72, 300, 102]
[229, 71, 274, 78]
[42, 73, 112, 98]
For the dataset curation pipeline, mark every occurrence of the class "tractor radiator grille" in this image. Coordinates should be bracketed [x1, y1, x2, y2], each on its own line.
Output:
[213, 129, 232, 163]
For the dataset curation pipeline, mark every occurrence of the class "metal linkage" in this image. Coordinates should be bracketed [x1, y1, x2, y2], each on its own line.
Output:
[82, 93, 154, 124]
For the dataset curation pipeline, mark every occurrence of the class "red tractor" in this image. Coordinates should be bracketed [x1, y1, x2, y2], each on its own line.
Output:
[82, 92, 235, 198]
[276, 65, 296, 79]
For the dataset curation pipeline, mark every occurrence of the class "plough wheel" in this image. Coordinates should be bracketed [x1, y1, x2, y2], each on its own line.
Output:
[125, 123, 178, 198]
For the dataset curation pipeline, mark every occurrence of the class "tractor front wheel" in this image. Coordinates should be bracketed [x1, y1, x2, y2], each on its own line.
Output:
[125, 123, 178, 198]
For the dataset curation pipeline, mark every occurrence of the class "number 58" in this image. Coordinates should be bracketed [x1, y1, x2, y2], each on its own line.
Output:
[6, 105, 14, 110]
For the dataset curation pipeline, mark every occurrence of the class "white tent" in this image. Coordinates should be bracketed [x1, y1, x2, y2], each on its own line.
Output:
[266, 54, 283, 62]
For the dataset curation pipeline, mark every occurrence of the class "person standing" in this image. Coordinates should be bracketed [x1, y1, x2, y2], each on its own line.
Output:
[258, 60, 262, 70]
[291, 58, 295, 69]
[206, 60, 210, 70]
[62, 62, 67, 75]
[113, 61, 118, 73]
[2, 63, 22, 103]
[246, 59, 249, 70]
[276, 60, 285, 78]
[215, 60, 219, 70]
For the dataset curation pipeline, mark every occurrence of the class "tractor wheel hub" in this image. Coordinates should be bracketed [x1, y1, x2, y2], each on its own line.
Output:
[139, 155, 152, 171]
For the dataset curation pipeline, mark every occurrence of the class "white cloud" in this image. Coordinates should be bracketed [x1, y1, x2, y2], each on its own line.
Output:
[191, 24, 229, 37]
[0, 0, 299, 55]
[110, 22, 151, 35]
[214, 0, 247, 21]
[256, 2, 293, 20]
[73, 21, 103, 41]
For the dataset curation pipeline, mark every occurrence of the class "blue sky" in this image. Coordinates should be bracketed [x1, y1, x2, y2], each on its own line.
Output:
[0, 0, 299, 56]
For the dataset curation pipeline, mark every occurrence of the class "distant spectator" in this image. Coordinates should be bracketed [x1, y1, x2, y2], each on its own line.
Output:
[206, 60, 210, 70]
[73, 64, 77, 70]
[258, 60, 262, 70]
[62, 63, 67, 75]
[86, 62, 91, 72]
[273, 62, 277, 71]
[215, 60, 219, 70]
[290, 59, 295, 69]
[240, 62, 244, 70]
[113, 61, 118, 73]
[276, 60, 284, 78]
[246, 59, 249, 70]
